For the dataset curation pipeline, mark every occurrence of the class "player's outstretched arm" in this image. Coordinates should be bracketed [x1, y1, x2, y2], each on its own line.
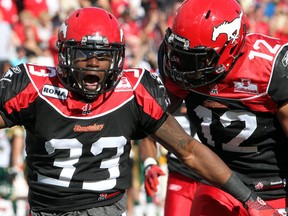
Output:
[151, 113, 281, 216]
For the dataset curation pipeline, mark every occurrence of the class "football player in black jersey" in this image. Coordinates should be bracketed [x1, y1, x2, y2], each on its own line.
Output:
[0, 6, 278, 216]
[144, 0, 288, 215]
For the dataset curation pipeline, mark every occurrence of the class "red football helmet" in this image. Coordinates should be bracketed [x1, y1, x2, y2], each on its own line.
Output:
[57, 7, 125, 99]
[163, 0, 247, 89]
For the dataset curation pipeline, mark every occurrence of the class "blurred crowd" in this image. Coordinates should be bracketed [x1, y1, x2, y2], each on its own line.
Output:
[1, 0, 288, 74]
[241, 0, 288, 41]
[0, 0, 183, 76]
[0, 0, 288, 216]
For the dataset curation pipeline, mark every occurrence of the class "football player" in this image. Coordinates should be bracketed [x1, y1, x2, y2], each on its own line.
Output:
[0, 6, 279, 216]
[145, 0, 288, 215]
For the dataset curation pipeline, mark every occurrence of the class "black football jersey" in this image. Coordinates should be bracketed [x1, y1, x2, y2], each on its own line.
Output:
[166, 103, 202, 181]
[0, 64, 169, 212]
[159, 33, 288, 199]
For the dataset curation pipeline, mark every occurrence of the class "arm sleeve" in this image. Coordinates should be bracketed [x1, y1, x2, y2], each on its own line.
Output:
[268, 45, 288, 107]
[0, 64, 31, 126]
[133, 70, 169, 136]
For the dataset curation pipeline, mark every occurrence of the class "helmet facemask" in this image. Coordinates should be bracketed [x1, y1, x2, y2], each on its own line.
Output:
[58, 40, 125, 100]
[164, 28, 224, 89]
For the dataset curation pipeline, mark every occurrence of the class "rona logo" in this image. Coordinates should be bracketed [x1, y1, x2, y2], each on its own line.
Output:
[42, 85, 68, 100]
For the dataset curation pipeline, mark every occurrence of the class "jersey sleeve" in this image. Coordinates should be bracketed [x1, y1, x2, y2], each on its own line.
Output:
[0, 64, 33, 126]
[133, 69, 169, 136]
[268, 44, 288, 107]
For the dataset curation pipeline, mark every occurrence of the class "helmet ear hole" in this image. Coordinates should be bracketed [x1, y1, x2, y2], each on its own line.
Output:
[205, 10, 211, 19]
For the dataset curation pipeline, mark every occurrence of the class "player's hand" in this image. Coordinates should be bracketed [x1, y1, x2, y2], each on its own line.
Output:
[143, 158, 165, 197]
[245, 195, 283, 216]
[144, 164, 165, 196]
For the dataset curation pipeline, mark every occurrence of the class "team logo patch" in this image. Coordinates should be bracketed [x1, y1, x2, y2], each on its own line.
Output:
[212, 10, 243, 44]
[168, 184, 182, 191]
[256, 196, 267, 206]
[233, 79, 258, 94]
[82, 103, 92, 115]
[254, 182, 264, 190]
[42, 85, 68, 100]
[209, 84, 219, 94]
[10, 66, 22, 74]
[73, 123, 104, 132]
[98, 193, 108, 201]
[115, 77, 133, 92]
[0, 66, 22, 83]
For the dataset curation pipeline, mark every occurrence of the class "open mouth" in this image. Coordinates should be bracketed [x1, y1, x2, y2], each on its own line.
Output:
[83, 74, 101, 90]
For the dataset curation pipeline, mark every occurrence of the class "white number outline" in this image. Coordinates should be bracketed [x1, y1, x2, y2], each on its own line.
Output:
[28, 65, 56, 77]
[38, 136, 126, 191]
[195, 105, 257, 153]
[248, 39, 281, 61]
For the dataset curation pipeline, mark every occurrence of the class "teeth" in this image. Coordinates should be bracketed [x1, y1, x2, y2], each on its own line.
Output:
[83, 80, 101, 91]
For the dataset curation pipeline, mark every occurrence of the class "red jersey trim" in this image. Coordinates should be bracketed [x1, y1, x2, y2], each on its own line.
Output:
[135, 83, 164, 120]
[5, 82, 38, 114]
